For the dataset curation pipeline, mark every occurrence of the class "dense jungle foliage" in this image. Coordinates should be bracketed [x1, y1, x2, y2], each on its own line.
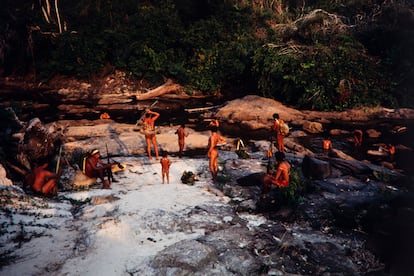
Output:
[1, 0, 413, 110]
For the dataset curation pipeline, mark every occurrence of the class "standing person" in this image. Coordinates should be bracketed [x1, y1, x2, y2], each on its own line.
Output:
[24, 162, 59, 197]
[160, 151, 171, 184]
[176, 124, 189, 158]
[263, 151, 291, 193]
[353, 129, 363, 147]
[272, 113, 285, 152]
[209, 119, 220, 128]
[141, 109, 160, 160]
[207, 126, 226, 182]
[84, 149, 115, 189]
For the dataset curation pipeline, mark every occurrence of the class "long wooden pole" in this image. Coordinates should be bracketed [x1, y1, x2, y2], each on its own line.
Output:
[135, 100, 159, 126]
[55, 0, 62, 33]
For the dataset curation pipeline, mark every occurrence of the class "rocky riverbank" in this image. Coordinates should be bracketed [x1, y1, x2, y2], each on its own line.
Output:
[1, 114, 413, 275]
[1, 76, 414, 275]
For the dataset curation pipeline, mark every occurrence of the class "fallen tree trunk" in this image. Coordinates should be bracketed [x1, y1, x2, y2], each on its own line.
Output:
[135, 79, 182, 101]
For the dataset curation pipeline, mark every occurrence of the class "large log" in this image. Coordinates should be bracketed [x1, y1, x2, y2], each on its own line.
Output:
[135, 79, 182, 101]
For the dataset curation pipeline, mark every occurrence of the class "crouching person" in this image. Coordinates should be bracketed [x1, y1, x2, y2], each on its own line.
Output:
[263, 151, 291, 193]
[84, 149, 115, 189]
[25, 161, 59, 197]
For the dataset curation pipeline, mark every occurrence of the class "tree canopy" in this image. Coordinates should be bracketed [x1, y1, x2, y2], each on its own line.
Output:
[1, 0, 413, 110]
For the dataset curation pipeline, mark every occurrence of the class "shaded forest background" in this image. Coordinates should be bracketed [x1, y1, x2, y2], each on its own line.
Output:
[1, 0, 413, 111]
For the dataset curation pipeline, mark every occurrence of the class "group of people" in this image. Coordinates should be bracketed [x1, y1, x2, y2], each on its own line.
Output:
[23, 110, 293, 197]
[23, 108, 195, 196]
[263, 113, 291, 192]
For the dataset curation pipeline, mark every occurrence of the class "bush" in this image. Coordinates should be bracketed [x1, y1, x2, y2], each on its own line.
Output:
[252, 37, 398, 110]
[277, 166, 305, 208]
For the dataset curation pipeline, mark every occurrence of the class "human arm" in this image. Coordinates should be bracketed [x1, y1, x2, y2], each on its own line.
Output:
[97, 156, 118, 167]
[146, 109, 160, 121]
[272, 120, 279, 132]
[209, 119, 219, 127]
[276, 162, 290, 183]
[218, 134, 226, 144]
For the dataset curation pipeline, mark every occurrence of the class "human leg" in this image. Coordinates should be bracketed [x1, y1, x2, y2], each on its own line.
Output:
[209, 152, 216, 182]
[151, 136, 159, 160]
[277, 134, 284, 152]
[145, 136, 152, 159]
[210, 149, 219, 182]
[94, 168, 110, 188]
[179, 140, 184, 157]
[275, 179, 288, 187]
[41, 179, 58, 196]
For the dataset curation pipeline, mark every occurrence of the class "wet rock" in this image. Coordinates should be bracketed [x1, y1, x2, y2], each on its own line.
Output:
[366, 128, 381, 138]
[215, 95, 304, 137]
[151, 240, 217, 272]
[304, 241, 358, 275]
[302, 120, 324, 134]
[327, 158, 372, 179]
[302, 155, 331, 179]
[167, 225, 265, 275]
[330, 128, 350, 136]
[217, 247, 263, 275]
[236, 172, 264, 187]
[284, 139, 314, 155]
[216, 95, 304, 125]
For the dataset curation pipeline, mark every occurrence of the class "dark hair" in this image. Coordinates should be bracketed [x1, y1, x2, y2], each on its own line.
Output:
[272, 113, 279, 119]
[275, 151, 285, 162]
[163, 151, 168, 157]
[211, 126, 218, 132]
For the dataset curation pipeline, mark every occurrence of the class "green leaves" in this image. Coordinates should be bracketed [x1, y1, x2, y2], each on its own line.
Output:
[3, 0, 410, 109]
[252, 35, 397, 110]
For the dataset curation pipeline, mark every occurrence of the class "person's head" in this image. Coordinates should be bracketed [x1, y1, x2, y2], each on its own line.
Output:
[211, 126, 218, 133]
[91, 149, 100, 157]
[37, 162, 49, 169]
[181, 123, 185, 128]
[275, 151, 285, 162]
[273, 113, 279, 120]
[163, 151, 168, 157]
[34, 158, 49, 168]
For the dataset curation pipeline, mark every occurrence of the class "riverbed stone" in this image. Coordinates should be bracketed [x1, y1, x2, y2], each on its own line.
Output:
[151, 240, 217, 271]
[302, 155, 331, 179]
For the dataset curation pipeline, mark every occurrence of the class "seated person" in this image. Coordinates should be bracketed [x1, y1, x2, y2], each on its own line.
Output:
[24, 161, 58, 197]
[84, 149, 116, 189]
[263, 151, 291, 193]
[322, 136, 333, 156]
